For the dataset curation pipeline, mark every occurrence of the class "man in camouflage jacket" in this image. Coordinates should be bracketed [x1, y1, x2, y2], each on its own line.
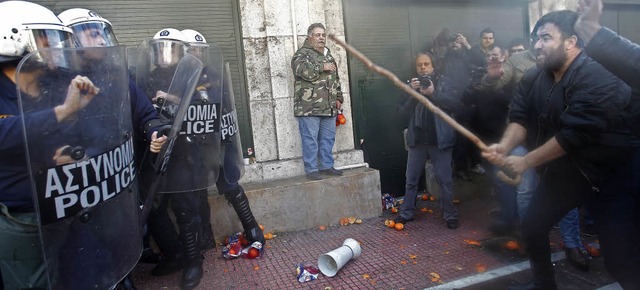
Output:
[291, 23, 344, 180]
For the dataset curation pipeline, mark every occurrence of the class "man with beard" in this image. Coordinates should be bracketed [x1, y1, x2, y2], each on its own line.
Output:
[483, 10, 639, 289]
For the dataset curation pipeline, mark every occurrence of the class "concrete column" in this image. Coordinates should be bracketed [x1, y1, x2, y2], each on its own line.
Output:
[239, 0, 364, 183]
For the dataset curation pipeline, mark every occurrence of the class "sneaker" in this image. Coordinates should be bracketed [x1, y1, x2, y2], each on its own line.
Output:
[565, 247, 591, 271]
[446, 219, 459, 229]
[394, 216, 414, 224]
[306, 172, 323, 180]
[470, 164, 486, 175]
[320, 167, 343, 176]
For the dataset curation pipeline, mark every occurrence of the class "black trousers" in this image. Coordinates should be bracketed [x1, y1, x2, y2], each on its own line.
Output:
[521, 156, 640, 289]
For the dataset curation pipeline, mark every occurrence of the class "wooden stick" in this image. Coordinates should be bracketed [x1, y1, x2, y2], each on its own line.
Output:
[328, 34, 521, 184]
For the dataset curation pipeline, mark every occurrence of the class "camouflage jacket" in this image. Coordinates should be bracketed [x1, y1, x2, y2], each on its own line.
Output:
[291, 40, 344, 117]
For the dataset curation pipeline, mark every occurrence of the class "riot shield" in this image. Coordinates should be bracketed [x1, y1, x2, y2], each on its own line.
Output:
[17, 46, 141, 290]
[220, 62, 246, 183]
[134, 39, 221, 193]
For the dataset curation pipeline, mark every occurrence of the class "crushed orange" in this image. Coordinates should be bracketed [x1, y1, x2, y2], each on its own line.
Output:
[384, 219, 396, 228]
[264, 232, 274, 240]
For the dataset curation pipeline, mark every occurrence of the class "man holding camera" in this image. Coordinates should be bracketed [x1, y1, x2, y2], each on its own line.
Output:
[396, 51, 460, 229]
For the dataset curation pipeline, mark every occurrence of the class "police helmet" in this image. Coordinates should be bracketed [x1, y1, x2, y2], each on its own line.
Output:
[151, 28, 187, 68]
[58, 8, 119, 48]
[0, 1, 73, 63]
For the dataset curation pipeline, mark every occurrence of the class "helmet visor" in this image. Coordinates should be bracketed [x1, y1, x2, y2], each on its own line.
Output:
[186, 43, 209, 62]
[151, 40, 185, 68]
[23, 29, 73, 69]
[69, 22, 119, 48]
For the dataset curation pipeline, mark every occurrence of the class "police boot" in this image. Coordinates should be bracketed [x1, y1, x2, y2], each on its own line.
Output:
[179, 222, 203, 290]
[224, 187, 266, 245]
[201, 223, 216, 251]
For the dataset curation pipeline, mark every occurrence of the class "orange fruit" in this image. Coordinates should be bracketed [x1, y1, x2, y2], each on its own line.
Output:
[348, 216, 357, 224]
[504, 240, 519, 250]
[318, 225, 327, 231]
[421, 194, 429, 201]
[248, 248, 260, 259]
[355, 218, 363, 224]
[384, 219, 396, 228]
[391, 207, 398, 213]
[264, 232, 274, 240]
[394, 222, 404, 231]
[429, 196, 436, 201]
[339, 217, 350, 226]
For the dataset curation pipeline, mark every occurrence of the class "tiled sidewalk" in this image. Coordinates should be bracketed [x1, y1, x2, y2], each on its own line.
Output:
[131, 179, 563, 290]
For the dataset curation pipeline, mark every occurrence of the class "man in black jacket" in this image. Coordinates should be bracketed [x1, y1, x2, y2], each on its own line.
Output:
[483, 10, 639, 289]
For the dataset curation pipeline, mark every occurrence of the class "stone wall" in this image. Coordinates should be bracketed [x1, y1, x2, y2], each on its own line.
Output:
[238, 0, 363, 183]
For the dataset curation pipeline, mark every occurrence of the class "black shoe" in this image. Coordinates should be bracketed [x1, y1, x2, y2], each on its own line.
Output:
[245, 226, 266, 246]
[320, 167, 343, 176]
[507, 280, 557, 290]
[583, 224, 597, 238]
[151, 257, 185, 276]
[565, 247, 591, 272]
[180, 262, 203, 290]
[446, 219, 459, 229]
[455, 171, 470, 181]
[306, 172, 323, 180]
[394, 216, 413, 224]
[489, 222, 515, 236]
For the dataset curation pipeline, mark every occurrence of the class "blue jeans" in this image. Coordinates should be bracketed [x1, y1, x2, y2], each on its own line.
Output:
[509, 146, 537, 218]
[559, 208, 582, 248]
[297, 116, 336, 174]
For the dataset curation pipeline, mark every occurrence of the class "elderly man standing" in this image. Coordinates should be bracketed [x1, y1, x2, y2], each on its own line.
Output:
[292, 23, 344, 180]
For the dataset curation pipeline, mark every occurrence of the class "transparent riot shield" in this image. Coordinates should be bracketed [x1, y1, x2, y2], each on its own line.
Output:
[134, 39, 221, 194]
[220, 62, 246, 183]
[17, 46, 141, 290]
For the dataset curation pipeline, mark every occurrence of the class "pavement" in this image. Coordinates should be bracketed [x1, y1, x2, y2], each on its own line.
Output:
[130, 172, 618, 290]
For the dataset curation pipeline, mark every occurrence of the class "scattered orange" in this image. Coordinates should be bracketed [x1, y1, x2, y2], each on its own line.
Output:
[391, 207, 398, 213]
[384, 219, 396, 228]
[355, 218, 363, 224]
[429, 196, 436, 201]
[259, 224, 265, 231]
[420, 207, 428, 212]
[264, 232, 274, 240]
[475, 263, 487, 273]
[339, 217, 350, 226]
[394, 223, 404, 231]
[318, 225, 327, 231]
[452, 199, 460, 205]
[247, 248, 260, 259]
[348, 216, 357, 224]
[421, 194, 429, 201]
[504, 240, 519, 250]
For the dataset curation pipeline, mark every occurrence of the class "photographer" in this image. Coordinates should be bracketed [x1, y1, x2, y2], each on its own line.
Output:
[395, 51, 461, 230]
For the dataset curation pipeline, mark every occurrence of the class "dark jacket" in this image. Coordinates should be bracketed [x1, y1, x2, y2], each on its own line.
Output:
[509, 51, 632, 186]
[0, 71, 158, 211]
[399, 73, 458, 149]
[462, 82, 511, 143]
[585, 27, 640, 137]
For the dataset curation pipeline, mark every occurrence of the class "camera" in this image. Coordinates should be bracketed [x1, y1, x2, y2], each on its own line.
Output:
[418, 74, 432, 89]
[448, 34, 459, 43]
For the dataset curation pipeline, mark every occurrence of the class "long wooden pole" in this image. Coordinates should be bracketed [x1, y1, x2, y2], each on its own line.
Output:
[328, 34, 521, 184]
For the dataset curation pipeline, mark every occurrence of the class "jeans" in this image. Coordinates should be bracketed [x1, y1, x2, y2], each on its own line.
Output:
[400, 144, 457, 221]
[297, 116, 336, 174]
[559, 208, 582, 248]
[509, 146, 537, 218]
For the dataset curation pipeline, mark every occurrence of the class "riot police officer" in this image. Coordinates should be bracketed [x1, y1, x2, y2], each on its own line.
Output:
[57, 8, 169, 290]
[180, 28, 265, 249]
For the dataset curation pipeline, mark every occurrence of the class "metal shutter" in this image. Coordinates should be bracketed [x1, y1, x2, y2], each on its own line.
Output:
[32, 0, 253, 152]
